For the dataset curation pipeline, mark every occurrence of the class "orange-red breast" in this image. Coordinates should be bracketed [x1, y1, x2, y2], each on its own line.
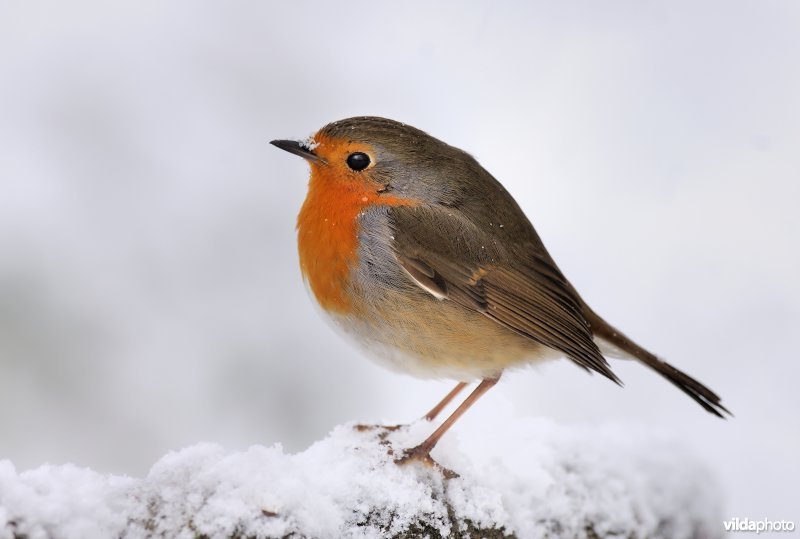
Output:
[271, 117, 729, 471]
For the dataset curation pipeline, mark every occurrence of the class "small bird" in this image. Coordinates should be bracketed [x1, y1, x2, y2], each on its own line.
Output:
[271, 117, 728, 471]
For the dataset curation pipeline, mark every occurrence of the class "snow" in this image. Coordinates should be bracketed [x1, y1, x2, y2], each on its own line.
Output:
[298, 136, 319, 151]
[0, 413, 722, 539]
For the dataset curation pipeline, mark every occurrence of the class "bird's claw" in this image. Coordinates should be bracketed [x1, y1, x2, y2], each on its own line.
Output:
[353, 423, 404, 433]
[394, 446, 459, 479]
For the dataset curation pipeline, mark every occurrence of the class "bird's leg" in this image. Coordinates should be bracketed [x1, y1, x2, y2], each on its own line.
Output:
[396, 376, 500, 476]
[423, 381, 469, 421]
[356, 381, 470, 432]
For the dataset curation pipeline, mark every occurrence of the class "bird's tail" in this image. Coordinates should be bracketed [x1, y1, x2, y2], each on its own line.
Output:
[581, 304, 731, 418]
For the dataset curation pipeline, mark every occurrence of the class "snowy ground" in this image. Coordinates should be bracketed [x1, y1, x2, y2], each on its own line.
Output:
[0, 415, 720, 539]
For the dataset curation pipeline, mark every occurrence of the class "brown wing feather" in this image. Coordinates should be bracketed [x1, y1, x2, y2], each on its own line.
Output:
[390, 205, 620, 384]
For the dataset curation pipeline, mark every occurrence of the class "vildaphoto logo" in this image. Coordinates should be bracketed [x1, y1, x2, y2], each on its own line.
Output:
[723, 517, 795, 534]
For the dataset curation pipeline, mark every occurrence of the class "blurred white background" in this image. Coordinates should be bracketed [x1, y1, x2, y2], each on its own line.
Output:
[1, 0, 798, 527]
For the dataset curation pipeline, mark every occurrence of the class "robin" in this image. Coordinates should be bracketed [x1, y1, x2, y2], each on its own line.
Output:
[271, 116, 729, 472]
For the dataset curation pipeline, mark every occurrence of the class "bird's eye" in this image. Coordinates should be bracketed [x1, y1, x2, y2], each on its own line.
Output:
[346, 152, 371, 171]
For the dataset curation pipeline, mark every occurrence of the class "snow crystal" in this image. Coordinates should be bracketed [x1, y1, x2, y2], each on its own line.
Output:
[298, 136, 319, 151]
[0, 414, 722, 538]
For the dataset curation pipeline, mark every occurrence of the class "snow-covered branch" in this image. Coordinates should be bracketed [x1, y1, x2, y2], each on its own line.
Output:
[0, 416, 721, 538]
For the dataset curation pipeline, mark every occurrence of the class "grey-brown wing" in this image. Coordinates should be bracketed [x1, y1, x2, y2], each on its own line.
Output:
[389, 205, 620, 383]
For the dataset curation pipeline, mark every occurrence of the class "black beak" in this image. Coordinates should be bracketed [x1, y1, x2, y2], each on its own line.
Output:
[270, 139, 322, 163]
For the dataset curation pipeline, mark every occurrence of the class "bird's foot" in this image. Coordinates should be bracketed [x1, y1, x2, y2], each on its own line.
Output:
[354, 423, 407, 454]
[353, 423, 405, 433]
[394, 445, 459, 479]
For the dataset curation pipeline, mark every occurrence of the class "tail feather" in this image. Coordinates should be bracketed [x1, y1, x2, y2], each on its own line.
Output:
[582, 305, 731, 418]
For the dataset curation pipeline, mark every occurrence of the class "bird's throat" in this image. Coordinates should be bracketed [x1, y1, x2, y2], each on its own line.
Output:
[296, 169, 416, 314]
